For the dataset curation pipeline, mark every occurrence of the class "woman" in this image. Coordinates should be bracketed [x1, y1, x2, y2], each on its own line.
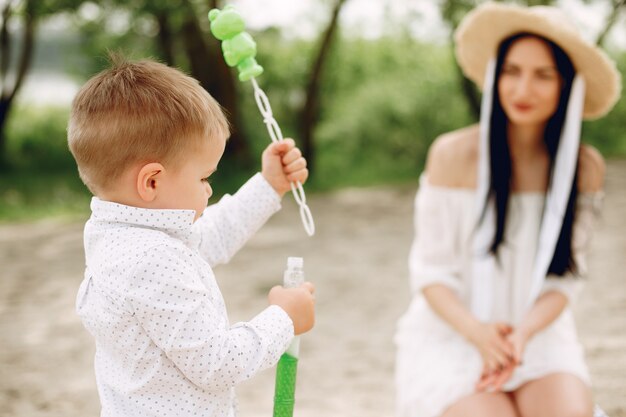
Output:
[395, 3, 621, 417]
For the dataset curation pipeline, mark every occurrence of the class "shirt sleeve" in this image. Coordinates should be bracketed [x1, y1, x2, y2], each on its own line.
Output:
[409, 183, 466, 295]
[540, 193, 603, 304]
[126, 244, 294, 391]
[193, 173, 282, 267]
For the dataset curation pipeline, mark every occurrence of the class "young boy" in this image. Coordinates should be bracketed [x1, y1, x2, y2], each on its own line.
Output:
[68, 56, 315, 417]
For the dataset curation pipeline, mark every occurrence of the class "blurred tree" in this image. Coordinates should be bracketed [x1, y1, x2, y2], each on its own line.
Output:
[77, 0, 371, 169]
[439, 0, 482, 120]
[0, 0, 89, 170]
[0, 0, 34, 170]
[314, 36, 476, 188]
[595, 0, 626, 46]
[299, 0, 347, 173]
[180, 0, 250, 163]
[75, 0, 251, 164]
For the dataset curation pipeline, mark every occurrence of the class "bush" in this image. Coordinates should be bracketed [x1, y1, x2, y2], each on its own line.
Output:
[314, 37, 473, 189]
[1, 36, 624, 222]
[6, 105, 76, 172]
[0, 105, 91, 222]
[582, 52, 626, 157]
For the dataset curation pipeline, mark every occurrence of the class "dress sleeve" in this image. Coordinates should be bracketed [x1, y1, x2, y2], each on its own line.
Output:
[540, 193, 603, 303]
[192, 173, 282, 267]
[409, 182, 466, 295]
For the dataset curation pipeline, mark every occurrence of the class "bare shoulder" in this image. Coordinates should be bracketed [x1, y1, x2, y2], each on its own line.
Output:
[425, 124, 479, 188]
[577, 144, 606, 193]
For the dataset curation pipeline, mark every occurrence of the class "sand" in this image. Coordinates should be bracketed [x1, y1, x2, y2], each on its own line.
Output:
[1, 161, 625, 417]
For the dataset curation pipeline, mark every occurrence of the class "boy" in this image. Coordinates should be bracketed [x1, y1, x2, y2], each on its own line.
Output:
[68, 56, 315, 417]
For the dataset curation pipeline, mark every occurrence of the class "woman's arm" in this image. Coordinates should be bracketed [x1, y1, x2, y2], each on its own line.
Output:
[421, 127, 514, 375]
[520, 291, 568, 338]
[422, 285, 481, 340]
[510, 290, 568, 360]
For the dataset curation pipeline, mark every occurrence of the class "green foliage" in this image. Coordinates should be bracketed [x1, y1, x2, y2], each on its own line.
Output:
[0, 105, 91, 222]
[6, 105, 76, 172]
[74, 15, 161, 77]
[236, 34, 475, 190]
[3, 26, 626, 222]
[582, 51, 626, 155]
[238, 34, 312, 158]
[0, 172, 90, 223]
[314, 36, 473, 189]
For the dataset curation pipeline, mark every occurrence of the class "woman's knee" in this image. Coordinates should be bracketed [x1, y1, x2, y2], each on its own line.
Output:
[442, 392, 518, 417]
[556, 403, 593, 417]
[519, 402, 592, 417]
[515, 373, 593, 417]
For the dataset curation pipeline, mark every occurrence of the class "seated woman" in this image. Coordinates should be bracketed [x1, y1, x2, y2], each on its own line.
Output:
[395, 3, 621, 417]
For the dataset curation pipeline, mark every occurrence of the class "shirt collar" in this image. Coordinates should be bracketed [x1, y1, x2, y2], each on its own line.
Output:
[89, 197, 197, 234]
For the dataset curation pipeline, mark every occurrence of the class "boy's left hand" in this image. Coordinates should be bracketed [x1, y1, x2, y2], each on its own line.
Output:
[262, 138, 309, 197]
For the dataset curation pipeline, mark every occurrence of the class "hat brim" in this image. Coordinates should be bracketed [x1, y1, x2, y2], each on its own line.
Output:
[454, 2, 621, 120]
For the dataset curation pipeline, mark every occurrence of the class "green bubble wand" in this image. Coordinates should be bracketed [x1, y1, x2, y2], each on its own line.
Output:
[273, 256, 306, 417]
[208, 6, 312, 417]
[208, 6, 315, 237]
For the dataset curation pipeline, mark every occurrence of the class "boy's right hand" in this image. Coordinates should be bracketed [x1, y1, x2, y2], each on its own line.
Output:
[261, 139, 309, 197]
[268, 282, 315, 335]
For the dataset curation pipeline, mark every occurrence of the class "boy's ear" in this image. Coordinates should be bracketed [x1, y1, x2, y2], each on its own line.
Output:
[136, 162, 165, 202]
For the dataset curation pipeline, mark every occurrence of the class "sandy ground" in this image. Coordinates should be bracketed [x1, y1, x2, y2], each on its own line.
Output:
[1, 161, 625, 417]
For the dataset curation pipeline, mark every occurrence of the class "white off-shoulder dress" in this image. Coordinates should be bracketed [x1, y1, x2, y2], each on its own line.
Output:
[395, 176, 601, 417]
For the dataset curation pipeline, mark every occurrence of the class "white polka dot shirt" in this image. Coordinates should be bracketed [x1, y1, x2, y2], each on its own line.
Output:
[76, 173, 294, 417]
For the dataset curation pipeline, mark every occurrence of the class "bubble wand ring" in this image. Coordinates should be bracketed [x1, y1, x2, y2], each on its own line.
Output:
[209, 6, 315, 237]
[250, 77, 315, 236]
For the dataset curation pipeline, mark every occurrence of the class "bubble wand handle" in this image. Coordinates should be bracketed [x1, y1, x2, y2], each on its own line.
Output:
[273, 257, 306, 417]
[208, 6, 315, 236]
[250, 78, 315, 236]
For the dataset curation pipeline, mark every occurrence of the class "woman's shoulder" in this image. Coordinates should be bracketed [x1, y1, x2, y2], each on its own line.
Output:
[425, 125, 479, 188]
[578, 144, 605, 193]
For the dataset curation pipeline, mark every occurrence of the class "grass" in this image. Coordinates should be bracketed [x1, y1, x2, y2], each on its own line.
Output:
[0, 161, 421, 224]
[0, 172, 92, 224]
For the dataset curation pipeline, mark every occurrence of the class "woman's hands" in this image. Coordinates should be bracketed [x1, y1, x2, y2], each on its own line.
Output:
[421, 285, 524, 391]
[474, 291, 567, 391]
[467, 321, 514, 381]
[507, 327, 530, 365]
[421, 285, 564, 393]
[474, 325, 530, 392]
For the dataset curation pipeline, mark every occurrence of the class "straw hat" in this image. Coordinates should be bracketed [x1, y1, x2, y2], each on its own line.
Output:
[454, 2, 621, 119]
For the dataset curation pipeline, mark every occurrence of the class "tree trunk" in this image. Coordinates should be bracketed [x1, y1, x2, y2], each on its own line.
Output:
[0, 0, 36, 170]
[1, 4, 11, 91]
[299, 0, 347, 174]
[179, 1, 250, 164]
[596, 0, 625, 47]
[12, 3, 35, 99]
[0, 98, 10, 170]
[454, 58, 481, 121]
[155, 11, 175, 65]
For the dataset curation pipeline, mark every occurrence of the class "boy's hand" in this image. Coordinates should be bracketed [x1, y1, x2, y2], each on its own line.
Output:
[268, 282, 315, 335]
[261, 138, 309, 197]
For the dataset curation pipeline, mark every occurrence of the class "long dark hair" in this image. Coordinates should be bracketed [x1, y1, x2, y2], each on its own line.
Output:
[488, 32, 578, 276]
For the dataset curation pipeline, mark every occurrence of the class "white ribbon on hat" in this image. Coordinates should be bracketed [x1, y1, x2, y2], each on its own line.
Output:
[470, 58, 586, 322]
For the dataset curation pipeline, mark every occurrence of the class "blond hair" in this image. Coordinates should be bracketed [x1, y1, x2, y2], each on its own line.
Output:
[68, 55, 230, 194]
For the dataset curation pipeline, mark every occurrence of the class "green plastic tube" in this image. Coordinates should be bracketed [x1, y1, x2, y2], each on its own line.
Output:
[273, 352, 299, 417]
[273, 257, 305, 417]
